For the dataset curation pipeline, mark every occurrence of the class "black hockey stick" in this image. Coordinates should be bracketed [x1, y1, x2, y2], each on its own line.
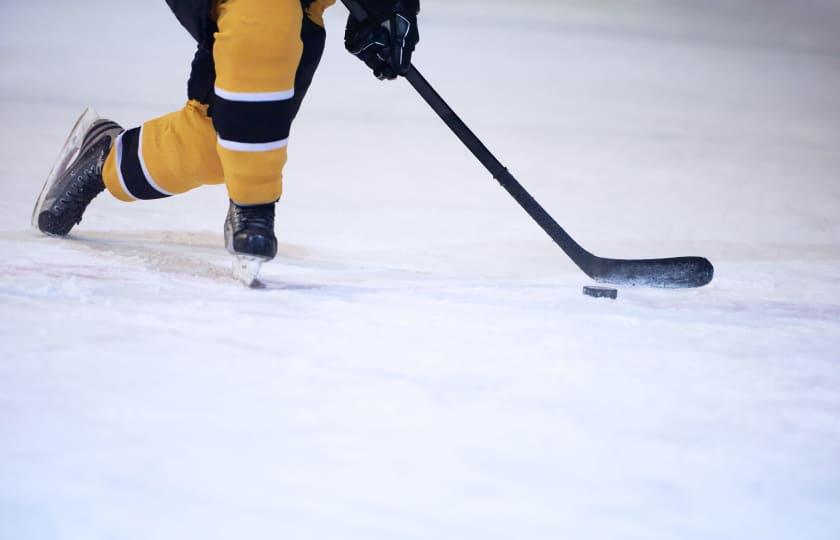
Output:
[342, 0, 714, 288]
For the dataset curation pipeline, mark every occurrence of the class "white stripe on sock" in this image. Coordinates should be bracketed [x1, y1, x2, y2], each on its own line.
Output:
[217, 137, 289, 153]
[214, 87, 295, 102]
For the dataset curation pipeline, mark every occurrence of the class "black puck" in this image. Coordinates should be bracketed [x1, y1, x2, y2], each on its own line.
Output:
[583, 286, 618, 299]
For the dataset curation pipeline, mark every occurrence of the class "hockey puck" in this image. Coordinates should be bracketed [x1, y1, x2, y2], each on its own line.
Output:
[583, 286, 618, 299]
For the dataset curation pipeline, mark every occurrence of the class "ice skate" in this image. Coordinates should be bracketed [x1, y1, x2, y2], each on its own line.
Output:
[224, 200, 278, 287]
[32, 107, 124, 236]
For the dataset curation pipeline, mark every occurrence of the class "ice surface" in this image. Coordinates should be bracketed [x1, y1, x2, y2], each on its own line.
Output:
[1, 1, 840, 539]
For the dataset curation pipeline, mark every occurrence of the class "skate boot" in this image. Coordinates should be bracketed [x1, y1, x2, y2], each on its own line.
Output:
[32, 107, 123, 236]
[224, 200, 278, 286]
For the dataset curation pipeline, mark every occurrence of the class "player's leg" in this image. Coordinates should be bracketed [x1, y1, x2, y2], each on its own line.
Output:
[102, 41, 223, 202]
[101, 100, 223, 203]
[34, 42, 223, 235]
[213, 0, 331, 280]
[211, 0, 304, 207]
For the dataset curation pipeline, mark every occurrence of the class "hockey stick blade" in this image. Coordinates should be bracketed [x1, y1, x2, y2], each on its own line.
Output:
[495, 165, 715, 288]
[587, 255, 714, 288]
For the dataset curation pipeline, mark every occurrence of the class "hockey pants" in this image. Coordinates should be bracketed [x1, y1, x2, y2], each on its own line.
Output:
[102, 0, 333, 205]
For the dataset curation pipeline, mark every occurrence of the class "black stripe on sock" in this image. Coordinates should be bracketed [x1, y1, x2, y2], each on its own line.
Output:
[212, 97, 296, 144]
[120, 128, 169, 200]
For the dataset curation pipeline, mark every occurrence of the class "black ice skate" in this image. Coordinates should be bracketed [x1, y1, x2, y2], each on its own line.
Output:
[224, 200, 278, 286]
[32, 108, 123, 236]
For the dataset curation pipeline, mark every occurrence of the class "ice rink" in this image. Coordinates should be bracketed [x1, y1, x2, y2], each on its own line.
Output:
[2, 0, 840, 538]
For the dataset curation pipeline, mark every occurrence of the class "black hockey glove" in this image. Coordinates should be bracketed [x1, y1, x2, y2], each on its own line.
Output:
[344, 0, 420, 80]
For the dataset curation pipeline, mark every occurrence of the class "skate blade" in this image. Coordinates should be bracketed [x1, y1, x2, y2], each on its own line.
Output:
[31, 107, 100, 230]
[232, 255, 266, 288]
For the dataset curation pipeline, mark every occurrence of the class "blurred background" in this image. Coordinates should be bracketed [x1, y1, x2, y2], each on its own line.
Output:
[2, 0, 839, 260]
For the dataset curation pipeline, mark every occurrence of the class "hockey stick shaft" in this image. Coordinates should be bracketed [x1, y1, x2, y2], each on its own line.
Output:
[342, 0, 590, 264]
[403, 68, 591, 265]
[341, 0, 714, 288]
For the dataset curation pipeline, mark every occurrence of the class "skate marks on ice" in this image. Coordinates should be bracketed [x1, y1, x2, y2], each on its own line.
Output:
[3, 229, 231, 283]
[0, 227, 585, 303]
[63, 229, 394, 293]
[70, 230, 239, 282]
[21, 229, 508, 298]
[1, 229, 289, 289]
[3, 229, 840, 331]
[0, 229, 418, 295]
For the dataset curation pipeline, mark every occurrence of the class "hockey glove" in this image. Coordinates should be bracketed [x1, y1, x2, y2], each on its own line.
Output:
[344, 0, 420, 80]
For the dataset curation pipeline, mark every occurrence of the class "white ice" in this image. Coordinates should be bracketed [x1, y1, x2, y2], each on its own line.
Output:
[1, 0, 840, 538]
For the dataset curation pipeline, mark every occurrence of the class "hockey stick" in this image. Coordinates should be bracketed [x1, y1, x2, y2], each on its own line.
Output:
[342, 0, 714, 288]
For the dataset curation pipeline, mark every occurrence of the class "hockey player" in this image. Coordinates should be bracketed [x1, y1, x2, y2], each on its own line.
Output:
[32, 0, 420, 284]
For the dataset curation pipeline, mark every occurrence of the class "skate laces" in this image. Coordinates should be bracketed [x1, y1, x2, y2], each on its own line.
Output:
[234, 203, 275, 231]
[55, 150, 106, 223]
